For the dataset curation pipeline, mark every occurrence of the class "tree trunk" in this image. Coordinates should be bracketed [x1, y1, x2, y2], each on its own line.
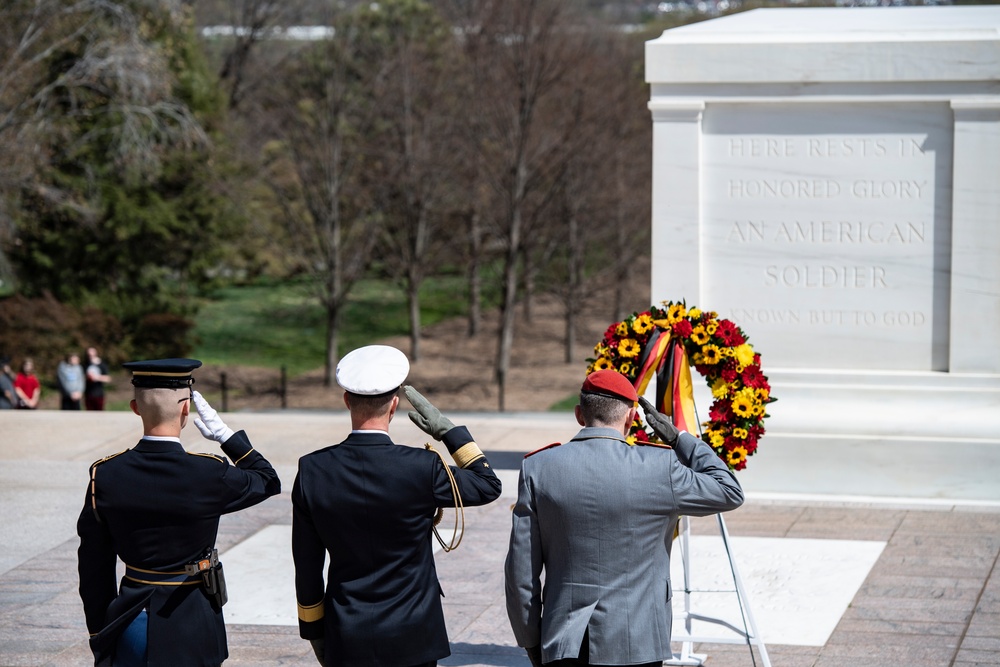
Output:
[496, 228, 520, 412]
[467, 209, 482, 338]
[408, 279, 421, 362]
[565, 208, 579, 364]
[324, 299, 339, 387]
[522, 252, 534, 324]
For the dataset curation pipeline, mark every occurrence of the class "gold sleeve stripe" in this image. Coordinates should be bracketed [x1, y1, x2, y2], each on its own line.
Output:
[452, 442, 485, 469]
[233, 447, 254, 465]
[298, 600, 325, 623]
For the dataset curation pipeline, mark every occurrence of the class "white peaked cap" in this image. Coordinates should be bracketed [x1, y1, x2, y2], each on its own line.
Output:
[336, 345, 410, 395]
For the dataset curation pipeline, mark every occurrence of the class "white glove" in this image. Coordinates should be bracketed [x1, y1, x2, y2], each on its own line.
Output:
[192, 390, 235, 443]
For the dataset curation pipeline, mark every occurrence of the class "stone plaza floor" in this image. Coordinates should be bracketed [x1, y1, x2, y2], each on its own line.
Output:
[2, 410, 999, 667]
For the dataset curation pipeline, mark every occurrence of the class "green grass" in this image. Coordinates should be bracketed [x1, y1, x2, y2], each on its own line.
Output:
[193, 275, 475, 375]
[548, 393, 578, 412]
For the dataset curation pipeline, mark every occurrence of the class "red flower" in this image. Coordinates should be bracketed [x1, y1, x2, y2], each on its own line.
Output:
[716, 319, 745, 346]
[741, 365, 767, 389]
[720, 364, 738, 383]
[672, 319, 693, 338]
[708, 400, 731, 422]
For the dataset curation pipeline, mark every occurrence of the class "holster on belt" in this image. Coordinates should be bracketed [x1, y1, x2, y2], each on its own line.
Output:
[185, 549, 228, 609]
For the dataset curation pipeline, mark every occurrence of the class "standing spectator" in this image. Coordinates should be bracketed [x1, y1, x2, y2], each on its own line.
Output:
[58, 353, 86, 410]
[0, 356, 15, 409]
[84, 346, 111, 411]
[14, 358, 41, 409]
[504, 370, 744, 667]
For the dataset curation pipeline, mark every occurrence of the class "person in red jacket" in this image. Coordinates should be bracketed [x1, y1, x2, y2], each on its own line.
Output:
[14, 358, 41, 409]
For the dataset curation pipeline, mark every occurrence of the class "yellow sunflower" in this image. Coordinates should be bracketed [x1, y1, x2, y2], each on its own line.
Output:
[618, 338, 641, 358]
[706, 320, 719, 335]
[688, 308, 702, 319]
[593, 343, 610, 357]
[732, 427, 748, 439]
[666, 303, 687, 322]
[731, 392, 755, 418]
[632, 313, 654, 335]
[701, 345, 723, 365]
[618, 361, 634, 376]
[705, 429, 726, 448]
[592, 357, 614, 371]
[615, 321, 629, 337]
[690, 326, 709, 345]
[727, 446, 748, 467]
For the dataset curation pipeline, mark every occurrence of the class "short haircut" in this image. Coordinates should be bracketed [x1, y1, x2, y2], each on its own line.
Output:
[347, 390, 396, 422]
[579, 392, 631, 427]
[134, 387, 186, 425]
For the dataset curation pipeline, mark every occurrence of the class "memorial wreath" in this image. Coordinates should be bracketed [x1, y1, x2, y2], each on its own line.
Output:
[587, 301, 774, 471]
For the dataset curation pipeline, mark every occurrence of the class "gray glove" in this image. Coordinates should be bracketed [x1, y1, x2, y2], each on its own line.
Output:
[639, 396, 680, 446]
[309, 638, 325, 665]
[525, 645, 543, 667]
[404, 385, 454, 440]
[192, 390, 235, 443]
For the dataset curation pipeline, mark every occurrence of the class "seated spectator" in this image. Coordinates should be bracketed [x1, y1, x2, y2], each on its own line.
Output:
[15, 358, 41, 409]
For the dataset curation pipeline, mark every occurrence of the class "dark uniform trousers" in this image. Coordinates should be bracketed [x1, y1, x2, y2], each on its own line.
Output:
[292, 426, 502, 667]
[77, 432, 280, 667]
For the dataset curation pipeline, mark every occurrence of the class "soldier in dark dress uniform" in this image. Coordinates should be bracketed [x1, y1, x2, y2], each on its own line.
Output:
[76, 358, 281, 667]
[292, 345, 502, 667]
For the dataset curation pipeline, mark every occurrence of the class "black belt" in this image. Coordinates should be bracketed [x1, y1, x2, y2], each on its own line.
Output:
[124, 564, 201, 586]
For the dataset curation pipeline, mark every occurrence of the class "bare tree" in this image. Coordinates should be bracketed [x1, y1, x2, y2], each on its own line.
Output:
[460, 0, 585, 410]
[258, 13, 384, 386]
[365, 0, 458, 362]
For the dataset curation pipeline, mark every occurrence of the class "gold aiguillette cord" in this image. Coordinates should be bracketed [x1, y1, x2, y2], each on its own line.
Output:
[425, 443, 465, 552]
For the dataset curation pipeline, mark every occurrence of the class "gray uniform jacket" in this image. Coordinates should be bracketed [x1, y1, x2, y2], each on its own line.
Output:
[504, 426, 744, 665]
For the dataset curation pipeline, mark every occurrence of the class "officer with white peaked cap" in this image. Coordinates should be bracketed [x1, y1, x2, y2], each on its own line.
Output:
[292, 345, 502, 667]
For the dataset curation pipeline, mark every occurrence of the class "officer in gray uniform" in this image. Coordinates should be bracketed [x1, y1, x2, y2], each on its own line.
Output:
[77, 358, 280, 667]
[505, 369, 744, 667]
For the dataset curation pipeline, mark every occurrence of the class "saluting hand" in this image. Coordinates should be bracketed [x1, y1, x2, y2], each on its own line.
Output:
[192, 390, 235, 444]
[639, 396, 680, 446]
[404, 385, 455, 441]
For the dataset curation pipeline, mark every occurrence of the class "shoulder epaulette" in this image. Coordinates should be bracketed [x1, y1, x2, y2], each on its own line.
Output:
[188, 452, 227, 464]
[525, 442, 562, 458]
[89, 450, 128, 523]
[639, 441, 673, 450]
[90, 450, 127, 469]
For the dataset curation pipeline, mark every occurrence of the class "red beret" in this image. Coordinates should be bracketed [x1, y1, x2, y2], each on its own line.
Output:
[581, 369, 638, 405]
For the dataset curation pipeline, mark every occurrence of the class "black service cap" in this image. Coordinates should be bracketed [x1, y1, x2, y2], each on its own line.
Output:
[123, 358, 202, 389]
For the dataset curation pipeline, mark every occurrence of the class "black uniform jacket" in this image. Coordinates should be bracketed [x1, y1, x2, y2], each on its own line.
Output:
[77, 431, 280, 667]
[292, 425, 502, 667]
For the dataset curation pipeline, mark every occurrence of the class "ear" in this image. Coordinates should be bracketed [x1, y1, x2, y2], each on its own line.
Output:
[624, 406, 637, 435]
[388, 395, 399, 420]
[574, 404, 585, 426]
[342, 392, 351, 410]
[180, 398, 190, 418]
[129, 399, 140, 416]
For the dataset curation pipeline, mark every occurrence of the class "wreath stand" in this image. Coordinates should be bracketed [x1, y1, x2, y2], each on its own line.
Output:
[665, 513, 771, 666]
[659, 386, 771, 666]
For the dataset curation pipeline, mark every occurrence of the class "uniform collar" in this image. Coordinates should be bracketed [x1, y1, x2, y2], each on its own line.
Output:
[570, 426, 630, 445]
[342, 431, 394, 446]
[135, 437, 185, 452]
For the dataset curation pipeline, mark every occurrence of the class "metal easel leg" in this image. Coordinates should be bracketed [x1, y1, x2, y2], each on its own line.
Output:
[665, 514, 771, 667]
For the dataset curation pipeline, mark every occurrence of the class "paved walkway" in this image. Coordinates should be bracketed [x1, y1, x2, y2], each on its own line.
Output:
[1, 410, 999, 667]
